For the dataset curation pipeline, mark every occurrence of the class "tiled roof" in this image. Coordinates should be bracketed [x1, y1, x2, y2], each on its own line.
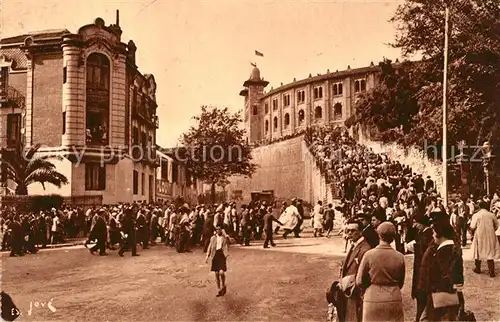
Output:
[0, 47, 28, 69]
[0, 29, 70, 45]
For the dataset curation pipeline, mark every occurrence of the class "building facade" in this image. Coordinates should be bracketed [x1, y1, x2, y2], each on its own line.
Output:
[0, 14, 159, 204]
[155, 148, 202, 205]
[239, 64, 380, 144]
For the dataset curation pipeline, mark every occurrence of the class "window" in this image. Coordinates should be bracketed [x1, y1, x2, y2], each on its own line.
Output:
[283, 94, 290, 107]
[265, 103, 269, 114]
[161, 160, 168, 180]
[265, 120, 269, 133]
[86, 53, 109, 89]
[133, 170, 138, 195]
[85, 164, 106, 191]
[63, 66, 67, 84]
[298, 110, 305, 124]
[355, 79, 366, 93]
[284, 113, 290, 128]
[297, 90, 305, 104]
[333, 83, 343, 96]
[315, 106, 322, 119]
[132, 126, 139, 145]
[0, 67, 9, 97]
[141, 172, 145, 195]
[272, 99, 278, 110]
[313, 86, 323, 99]
[172, 163, 178, 183]
[86, 53, 110, 146]
[333, 103, 342, 120]
[6, 114, 21, 146]
[273, 117, 278, 130]
[253, 106, 258, 115]
[62, 112, 66, 134]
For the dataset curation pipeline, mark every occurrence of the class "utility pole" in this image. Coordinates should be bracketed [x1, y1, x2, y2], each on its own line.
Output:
[442, 3, 450, 207]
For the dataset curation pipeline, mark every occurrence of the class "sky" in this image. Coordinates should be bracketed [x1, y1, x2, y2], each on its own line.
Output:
[1, 0, 407, 148]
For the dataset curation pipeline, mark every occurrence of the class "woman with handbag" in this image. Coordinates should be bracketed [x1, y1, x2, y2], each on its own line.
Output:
[417, 218, 464, 321]
[355, 221, 405, 322]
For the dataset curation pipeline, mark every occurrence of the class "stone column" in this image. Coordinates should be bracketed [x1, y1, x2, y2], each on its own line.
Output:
[25, 56, 34, 147]
[62, 42, 84, 147]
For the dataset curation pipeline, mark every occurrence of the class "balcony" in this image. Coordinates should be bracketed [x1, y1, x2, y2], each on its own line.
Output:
[1, 86, 26, 109]
[156, 179, 173, 196]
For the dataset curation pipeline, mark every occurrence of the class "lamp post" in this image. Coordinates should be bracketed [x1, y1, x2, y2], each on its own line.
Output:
[481, 141, 496, 196]
[442, 2, 450, 207]
[455, 151, 470, 199]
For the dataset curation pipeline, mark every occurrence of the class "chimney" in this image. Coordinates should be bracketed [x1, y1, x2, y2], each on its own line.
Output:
[116, 10, 120, 26]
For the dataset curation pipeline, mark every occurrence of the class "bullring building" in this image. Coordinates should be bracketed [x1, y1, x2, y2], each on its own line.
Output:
[239, 64, 379, 144]
[0, 13, 159, 204]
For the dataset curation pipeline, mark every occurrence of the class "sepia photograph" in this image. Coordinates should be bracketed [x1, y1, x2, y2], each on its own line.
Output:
[0, 0, 499, 321]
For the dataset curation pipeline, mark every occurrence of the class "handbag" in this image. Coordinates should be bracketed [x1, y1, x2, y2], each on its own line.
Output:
[431, 291, 459, 308]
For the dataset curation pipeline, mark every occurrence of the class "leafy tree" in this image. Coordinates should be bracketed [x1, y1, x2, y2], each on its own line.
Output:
[346, 0, 500, 194]
[0, 143, 69, 195]
[179, 106, 257, 203]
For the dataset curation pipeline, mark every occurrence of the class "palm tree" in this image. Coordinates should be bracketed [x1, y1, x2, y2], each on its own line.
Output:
[0, 143, 69, 195]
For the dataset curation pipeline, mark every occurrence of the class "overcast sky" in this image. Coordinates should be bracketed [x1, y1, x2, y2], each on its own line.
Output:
[1, 0, 407, 148]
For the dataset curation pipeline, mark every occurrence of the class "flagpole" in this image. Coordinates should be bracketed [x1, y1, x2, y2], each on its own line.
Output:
[442, 3, 449, 208]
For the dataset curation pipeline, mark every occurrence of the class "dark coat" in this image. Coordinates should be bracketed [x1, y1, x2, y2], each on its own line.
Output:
[362, 225, 379, 249]
[411, 227, 433, 299]
[418, 241, 464, 321]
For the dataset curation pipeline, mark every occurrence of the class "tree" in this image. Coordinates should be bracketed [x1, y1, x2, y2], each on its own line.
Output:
[0, 143, 69, 195]
[179, 106, 257, 203]
[346, 58, 419, 143]
[349, 0, 500, 147]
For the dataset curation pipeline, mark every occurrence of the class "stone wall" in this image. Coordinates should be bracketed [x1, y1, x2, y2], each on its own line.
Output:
[364, 140, 442, 192]
[227, 135, 327, 204]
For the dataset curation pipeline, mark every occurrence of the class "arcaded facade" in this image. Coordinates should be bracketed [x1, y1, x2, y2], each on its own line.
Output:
[0, 14, 159, 204]
[239, 64, 379, 144]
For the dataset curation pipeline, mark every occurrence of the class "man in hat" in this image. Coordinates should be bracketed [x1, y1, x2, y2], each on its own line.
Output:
[470, 201, 500, 277]
[263, 206, 283, 248]
[358, 213, 378, 249]
[118, 208, 139, 257]
[409, 214, 433, 321]
[87, 209, 108, 256]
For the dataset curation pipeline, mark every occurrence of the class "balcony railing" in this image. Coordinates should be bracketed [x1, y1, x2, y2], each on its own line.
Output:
[1, 86, 26, 109]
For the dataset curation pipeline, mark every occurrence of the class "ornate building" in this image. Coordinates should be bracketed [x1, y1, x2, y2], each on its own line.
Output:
[0, 12, 159, 204]
[239, 64, 380, 144]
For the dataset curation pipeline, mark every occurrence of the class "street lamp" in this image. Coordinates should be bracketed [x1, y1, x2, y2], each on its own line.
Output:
[481, 141, 496, 196]
[455, 150, 470, 199]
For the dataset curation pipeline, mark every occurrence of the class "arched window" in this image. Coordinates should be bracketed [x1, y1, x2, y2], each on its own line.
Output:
[298, 110, 305, 124]
[265, 120, 269, 133]
[253, 106, 258, 115]
[333, 103, 342, 120]
[87, 53, 110, 89]
[284, 113, 290, 128]
[273, 117, 278, 130]
[315, 106, 322, 119]
[86, 53, 110, 146]
[354, 80, 360, 92]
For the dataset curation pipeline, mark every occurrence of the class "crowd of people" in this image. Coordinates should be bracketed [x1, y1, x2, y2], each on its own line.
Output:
[301, 125, 500, 321]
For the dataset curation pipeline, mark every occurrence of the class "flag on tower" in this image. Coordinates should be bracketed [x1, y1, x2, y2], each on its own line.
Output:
[255, 50, 264, 57]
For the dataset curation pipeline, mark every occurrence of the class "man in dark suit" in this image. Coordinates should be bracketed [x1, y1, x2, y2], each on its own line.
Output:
[263, 207, 283, 248]
[87, 210, 108, 256]
[118, 209, 139, 257]
[409, 214, 433, 322]
[339, 219, 372, 322]
[357, 213, 379, 249]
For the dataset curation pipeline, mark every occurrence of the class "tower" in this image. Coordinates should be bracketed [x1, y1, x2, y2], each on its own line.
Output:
[239, 65, 268, 144]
